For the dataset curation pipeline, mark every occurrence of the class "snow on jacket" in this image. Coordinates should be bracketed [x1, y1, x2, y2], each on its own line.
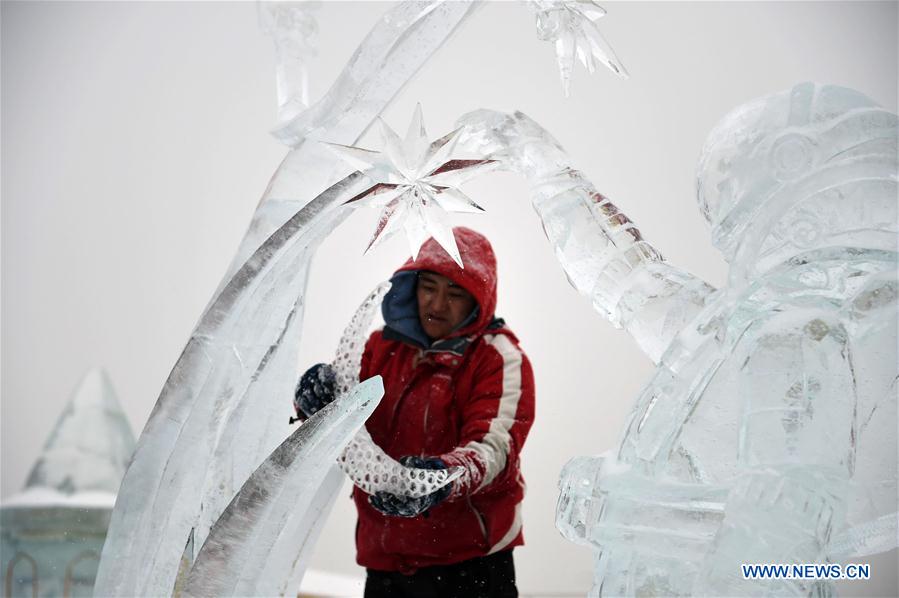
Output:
[354, 227, 536, 573]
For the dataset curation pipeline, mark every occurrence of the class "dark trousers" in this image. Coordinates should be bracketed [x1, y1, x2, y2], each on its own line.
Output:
[364, 550, 517, 598]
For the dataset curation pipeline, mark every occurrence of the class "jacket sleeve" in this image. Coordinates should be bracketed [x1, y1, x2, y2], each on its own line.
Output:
[438, 333, 535, 499]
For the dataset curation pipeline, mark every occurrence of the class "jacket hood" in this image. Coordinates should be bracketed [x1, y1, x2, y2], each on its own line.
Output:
[382, 227, 498, 348]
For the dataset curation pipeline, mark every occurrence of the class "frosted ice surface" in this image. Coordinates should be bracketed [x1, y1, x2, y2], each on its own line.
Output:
[528, 0, 628, 96]
[330, 105, 495, 268]
[549, 83, 898, 596]
[24, 367, 135, 496]
[183, 377, 384, 598]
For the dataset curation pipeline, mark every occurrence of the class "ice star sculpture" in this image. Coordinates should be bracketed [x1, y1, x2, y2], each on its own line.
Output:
[529, 0, 629, 96]
[327, 104, 495, 268]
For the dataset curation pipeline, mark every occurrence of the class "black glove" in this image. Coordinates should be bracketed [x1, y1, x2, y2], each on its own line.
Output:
[292, 363, 337, 423]
[368, 456, 452, 518]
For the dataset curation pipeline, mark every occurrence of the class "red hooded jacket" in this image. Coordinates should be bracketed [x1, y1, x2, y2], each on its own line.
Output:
[355, 227, 535, 573]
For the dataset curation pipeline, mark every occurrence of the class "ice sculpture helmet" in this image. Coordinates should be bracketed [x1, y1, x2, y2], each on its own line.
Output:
[696, 83, 898, 270]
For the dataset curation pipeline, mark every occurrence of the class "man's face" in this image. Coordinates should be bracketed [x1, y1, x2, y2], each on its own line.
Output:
[416, 271, 476, 340]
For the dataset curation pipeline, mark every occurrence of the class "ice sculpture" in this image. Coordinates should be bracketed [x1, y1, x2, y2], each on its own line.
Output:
[527, 0, 628, 95]
[180, 280, 455, 596]
[462, 84, 897, 595]
[272, 2, 482, 146]
[2, 368, 135, 598]
[96, 1, 637, 594]
[330, 104, 496, 268]
[95, 173, 377, 598]
[183, 376, 384, 598]
[95, 3, 482, 596]
[258, 1, 319, 124]
[458, 109, 712, 362]
[21, 368, 135, 496]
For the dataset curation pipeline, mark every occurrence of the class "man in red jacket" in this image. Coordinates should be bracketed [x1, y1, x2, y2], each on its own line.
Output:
[296, 227, 535, 598]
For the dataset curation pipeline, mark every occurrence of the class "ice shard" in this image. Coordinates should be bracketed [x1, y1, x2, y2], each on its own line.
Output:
[528, 0, 628, 96]
[183, 376, 384, 598]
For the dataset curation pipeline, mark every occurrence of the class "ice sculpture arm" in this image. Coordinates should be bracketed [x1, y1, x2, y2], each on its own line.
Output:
[694, 311, 857, 595]
[438, 333, 535, 499]
[458, 110, 715, 362]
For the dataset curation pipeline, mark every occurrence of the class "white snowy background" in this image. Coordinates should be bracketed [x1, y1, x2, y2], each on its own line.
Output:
[2, 2, 896, 596]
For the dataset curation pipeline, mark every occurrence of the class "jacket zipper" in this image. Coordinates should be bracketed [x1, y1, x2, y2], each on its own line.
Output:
[387, 359, 428, 437]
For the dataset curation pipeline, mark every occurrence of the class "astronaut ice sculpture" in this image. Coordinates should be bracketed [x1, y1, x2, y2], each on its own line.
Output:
[461, 83, 898, 596]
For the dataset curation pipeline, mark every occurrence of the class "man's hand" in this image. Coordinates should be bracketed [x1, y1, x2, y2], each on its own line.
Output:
[368, 456, 452, 517]
[292, 363, 337, 421]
